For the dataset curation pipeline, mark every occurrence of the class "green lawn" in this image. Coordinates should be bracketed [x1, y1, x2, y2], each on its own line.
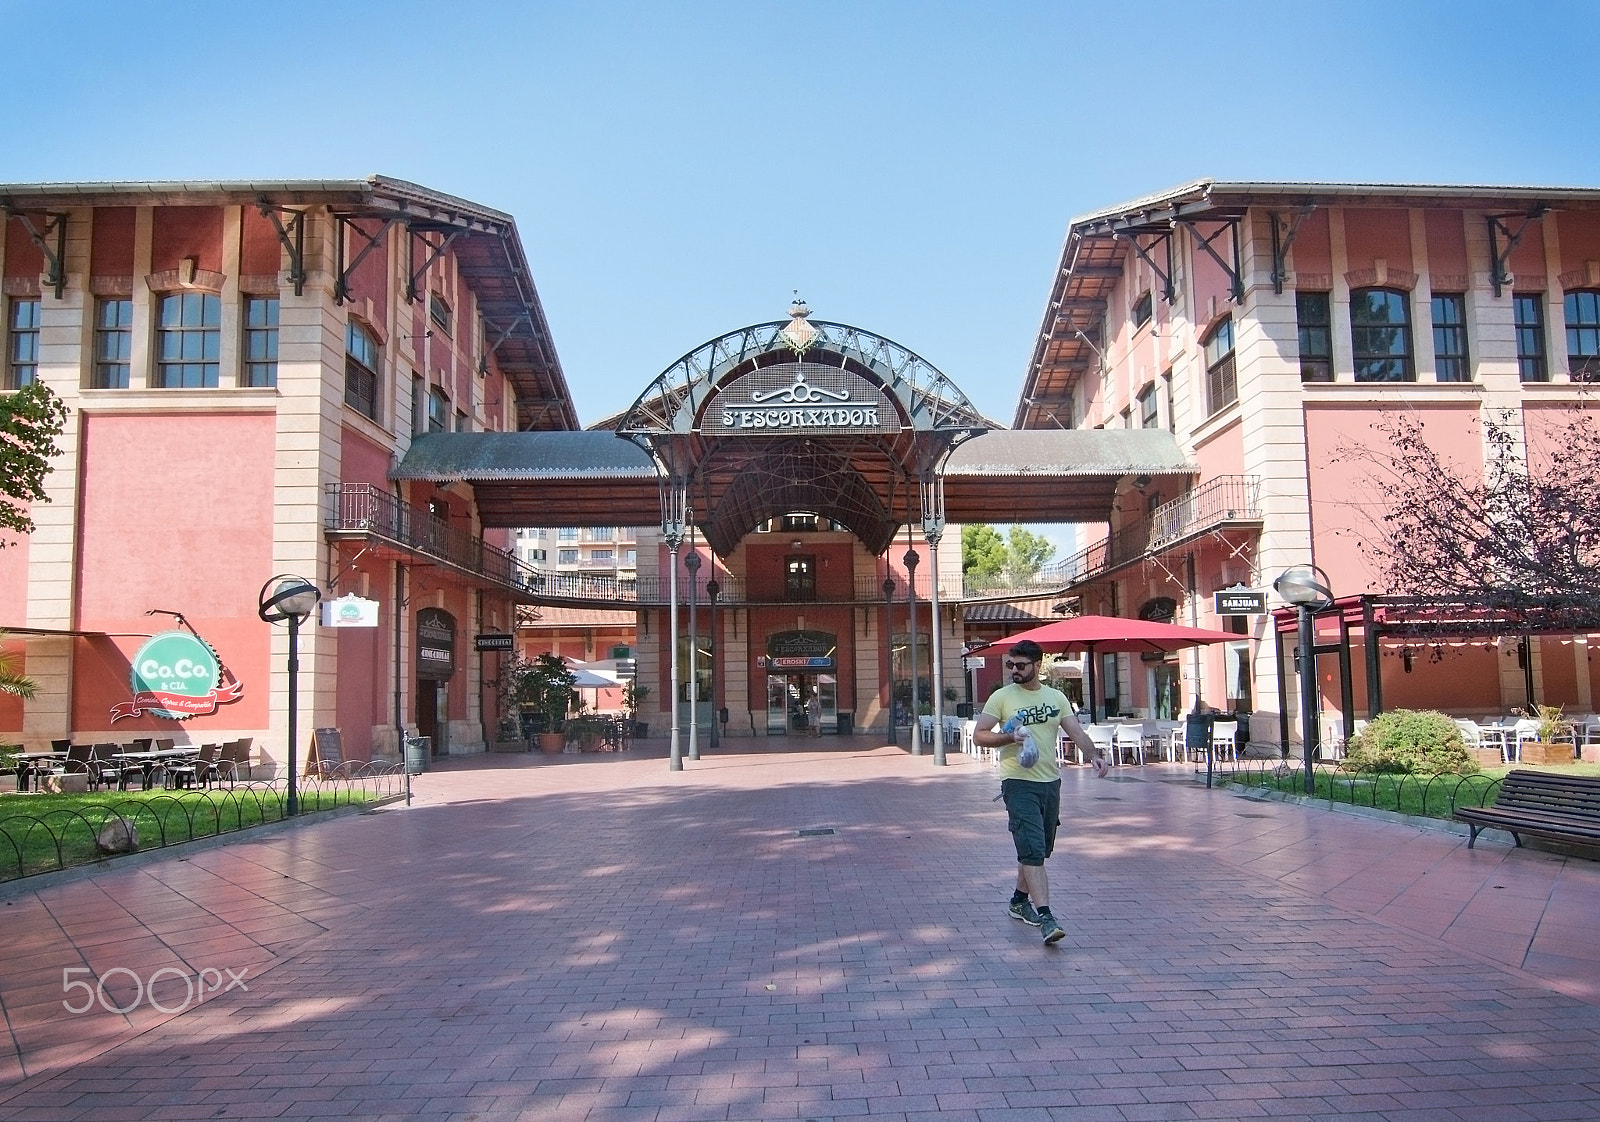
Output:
[1218, 761, 1600, 821]
[0, 787, 380, 881]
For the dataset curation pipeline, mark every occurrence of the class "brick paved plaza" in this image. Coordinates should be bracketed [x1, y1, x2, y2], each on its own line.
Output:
[1, 740, 1597, 1120]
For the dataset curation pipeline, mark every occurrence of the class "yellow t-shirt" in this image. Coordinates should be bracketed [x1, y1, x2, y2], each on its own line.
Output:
[983, 682, 1067, 782]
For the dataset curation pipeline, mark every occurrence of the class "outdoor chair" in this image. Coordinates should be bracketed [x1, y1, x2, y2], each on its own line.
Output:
[91, 744, 142, 790]
[1086, 723, 1118, 766]
[1112, 723, 1146, 765]
[1211, 720, 1239, 763]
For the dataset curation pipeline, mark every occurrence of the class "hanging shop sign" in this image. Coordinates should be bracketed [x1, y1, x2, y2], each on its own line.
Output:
[762, 629, 837, 670]
[701, 364, 900, 435]
[417, 608, 456, 679]
[474, 632, 515, 652]
[320, 594, 380, 628]
[765, 655, 835, 670]
[111, 630, 243, 722]
[1213, 586, 1268, 616]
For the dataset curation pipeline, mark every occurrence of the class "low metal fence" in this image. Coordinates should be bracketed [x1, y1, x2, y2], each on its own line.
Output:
[0, 764, 407, 883]
[1214, 758, 1504, 820]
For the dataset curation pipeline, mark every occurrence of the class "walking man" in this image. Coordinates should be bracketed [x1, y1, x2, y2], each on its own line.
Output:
[972, 639, 1105, 944]
[807, 688, 823, 737]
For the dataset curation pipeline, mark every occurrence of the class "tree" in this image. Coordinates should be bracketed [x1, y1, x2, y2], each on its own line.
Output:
[0, 382, 69, 543]
[961, 524, 1007, 582]
[960, 523, 1057, 587]
[1333, 407, 1600, 626]
[1004, 525, 1056, 585]
[0, 633, 36, 700]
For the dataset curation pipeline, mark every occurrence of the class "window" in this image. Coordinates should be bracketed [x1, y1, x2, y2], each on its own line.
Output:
[455, 409, 468, 433]
[785, 556, 816, 602]
[1295, 292, 1332, 382]
[155, 292, 221, 387]
[1564, 289, 1600, 380]
[426, 387, 449, 433]
[243, 296, 279, 387]
[1430, 294, 1470, 382]
[590, 527, 614, 542]
[623, 549, 637, 566]
[1349, 287, 1414, 382]
[1202, 317, 1237, 414]
[1137, 383, 1159, 428]
[1131, 290, 1153, 331]
[1514, 293, 1547, 382]
[428, 293, 452, 337]
[92, 298, 133, 388]
[557, 548, 578, 565]
[590, 549, 613, 564]
[344, 321, 380, 419]
[411, 373, 425, 435]
[557, 527, 578, 541]
[783, 513, 818, 532]
[4, 297, 40, 389]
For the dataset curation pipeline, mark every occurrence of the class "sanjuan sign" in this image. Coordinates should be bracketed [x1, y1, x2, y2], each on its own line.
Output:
[111, 630, 243, 721]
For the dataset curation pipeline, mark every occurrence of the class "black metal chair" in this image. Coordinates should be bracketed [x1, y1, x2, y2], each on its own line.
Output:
[91, 744, 142, 791]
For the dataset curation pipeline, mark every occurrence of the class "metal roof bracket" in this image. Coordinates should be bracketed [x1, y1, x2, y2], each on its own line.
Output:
[5, 209, 67, 298]
[405, 226, 462, 303]
[1269, 205, 1315, 295]
[1487, 206, 1548, 298]
[257, 201, 307, 295]
[1114, 229, 1175, 304]
[1177, 218, 1244, 305]
[333, 214, 400, 306]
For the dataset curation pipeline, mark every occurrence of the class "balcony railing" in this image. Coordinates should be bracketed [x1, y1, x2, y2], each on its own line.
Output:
[326, 484, 528, 591]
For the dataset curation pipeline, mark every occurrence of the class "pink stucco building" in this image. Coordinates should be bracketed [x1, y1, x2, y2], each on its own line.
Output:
[1, 177, 572, 768]
[1020, 179, 1600, 748]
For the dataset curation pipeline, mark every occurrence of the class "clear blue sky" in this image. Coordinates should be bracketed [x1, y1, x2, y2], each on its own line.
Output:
[7, 2, 1598, 493]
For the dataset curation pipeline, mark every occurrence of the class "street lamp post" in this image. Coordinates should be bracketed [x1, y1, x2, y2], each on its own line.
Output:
[882, 577, 897, 746]
[685, 550, 701, 762]
[705, 577, 719, 749]
[904, 548, 921, 756]
[1273, 564, 1334, 795]
[258, 575, 321, 816]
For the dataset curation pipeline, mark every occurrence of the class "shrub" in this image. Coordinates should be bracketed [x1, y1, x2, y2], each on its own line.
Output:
[1343, 709, 1479, 775]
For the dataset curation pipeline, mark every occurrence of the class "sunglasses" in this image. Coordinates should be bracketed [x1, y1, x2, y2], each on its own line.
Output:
[1004, 660, 1035, 670]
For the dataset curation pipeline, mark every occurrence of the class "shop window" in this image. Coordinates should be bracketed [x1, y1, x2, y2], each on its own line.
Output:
[93, 298, 133, 388]
[155, 292, 221, 387]
[1431, 293, 1470, 382]
[243, 296, 279, 387]
[1514, 293, 1547, 382]
[1202, 317, 1237, 414]
[1349, 287, 1414, 382]
[4, 297, 39, 389]
[345, 320, 380, 420]
[1564, 288, 1600, 380]
[1296, 292, 1332, 382]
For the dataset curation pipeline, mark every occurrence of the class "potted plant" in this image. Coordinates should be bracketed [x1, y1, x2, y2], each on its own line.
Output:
[621, 680, 650, 739]
[1514, 704, 1576, 766]
[565, 712, 612, 752]
[522, 653, 578, 754]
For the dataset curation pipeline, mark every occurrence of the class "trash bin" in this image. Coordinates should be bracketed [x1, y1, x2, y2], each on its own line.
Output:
[405, 736, 431, 774]
[1184, 713, 1216, 761]
[836, 712, 853, 735]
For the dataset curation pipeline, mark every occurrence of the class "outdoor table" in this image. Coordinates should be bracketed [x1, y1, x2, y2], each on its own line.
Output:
[112, 747, 200, 790]
[13, 751, 65, 792]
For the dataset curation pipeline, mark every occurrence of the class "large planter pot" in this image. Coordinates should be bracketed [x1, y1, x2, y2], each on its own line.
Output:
[537, 732, 566, 754]
[1470, 747, 1504, 769]
[1520, 740, 1576, 766]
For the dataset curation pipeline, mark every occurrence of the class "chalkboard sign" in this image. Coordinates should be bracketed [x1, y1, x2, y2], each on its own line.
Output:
[307, 727, 344, 777]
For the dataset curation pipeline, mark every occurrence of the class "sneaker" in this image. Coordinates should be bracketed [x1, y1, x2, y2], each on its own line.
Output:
[1093, 755, 1109, 779]
[1008, 899, 1042, 926]
[1039, 913, 1066, 945]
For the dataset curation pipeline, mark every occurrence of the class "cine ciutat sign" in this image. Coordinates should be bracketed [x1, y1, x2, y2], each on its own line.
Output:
[111, 630, 243, 722]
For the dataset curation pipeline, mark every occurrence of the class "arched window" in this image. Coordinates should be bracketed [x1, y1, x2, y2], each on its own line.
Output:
[1350, 287, 1414, 382]
[345, 321, 380, 420]
[1202, 317, 1236, 414]
[1564, 289, 1600, 380]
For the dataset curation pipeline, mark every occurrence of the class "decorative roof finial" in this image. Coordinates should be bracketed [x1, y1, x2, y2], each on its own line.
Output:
[780, 292, 818, 355]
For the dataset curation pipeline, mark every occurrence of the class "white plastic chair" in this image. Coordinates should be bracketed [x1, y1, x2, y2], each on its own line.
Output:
[1211, 719, 1239, 762]
[1087, 723, 1118, 766]
[1113, 723, 1146, 765]
[918, 715, 934, 745]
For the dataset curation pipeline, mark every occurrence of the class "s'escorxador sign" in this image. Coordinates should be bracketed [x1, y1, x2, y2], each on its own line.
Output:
[702, 364, 900, 435]
[111, 630, 243, 722]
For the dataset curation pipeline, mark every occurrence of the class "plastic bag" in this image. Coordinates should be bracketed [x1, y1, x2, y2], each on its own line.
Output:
[1016, 729, 1039, 769]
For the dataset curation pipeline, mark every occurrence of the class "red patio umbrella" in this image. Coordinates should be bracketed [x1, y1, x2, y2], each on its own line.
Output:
[979, 615, 1239, 722]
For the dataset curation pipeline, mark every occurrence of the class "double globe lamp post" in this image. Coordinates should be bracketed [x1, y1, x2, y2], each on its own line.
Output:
[257, 575, 322, 816]
[1273, 564, 1334, 795]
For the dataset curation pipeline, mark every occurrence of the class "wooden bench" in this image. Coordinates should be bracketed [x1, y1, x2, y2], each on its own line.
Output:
[1454, 769, 1600, 850]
